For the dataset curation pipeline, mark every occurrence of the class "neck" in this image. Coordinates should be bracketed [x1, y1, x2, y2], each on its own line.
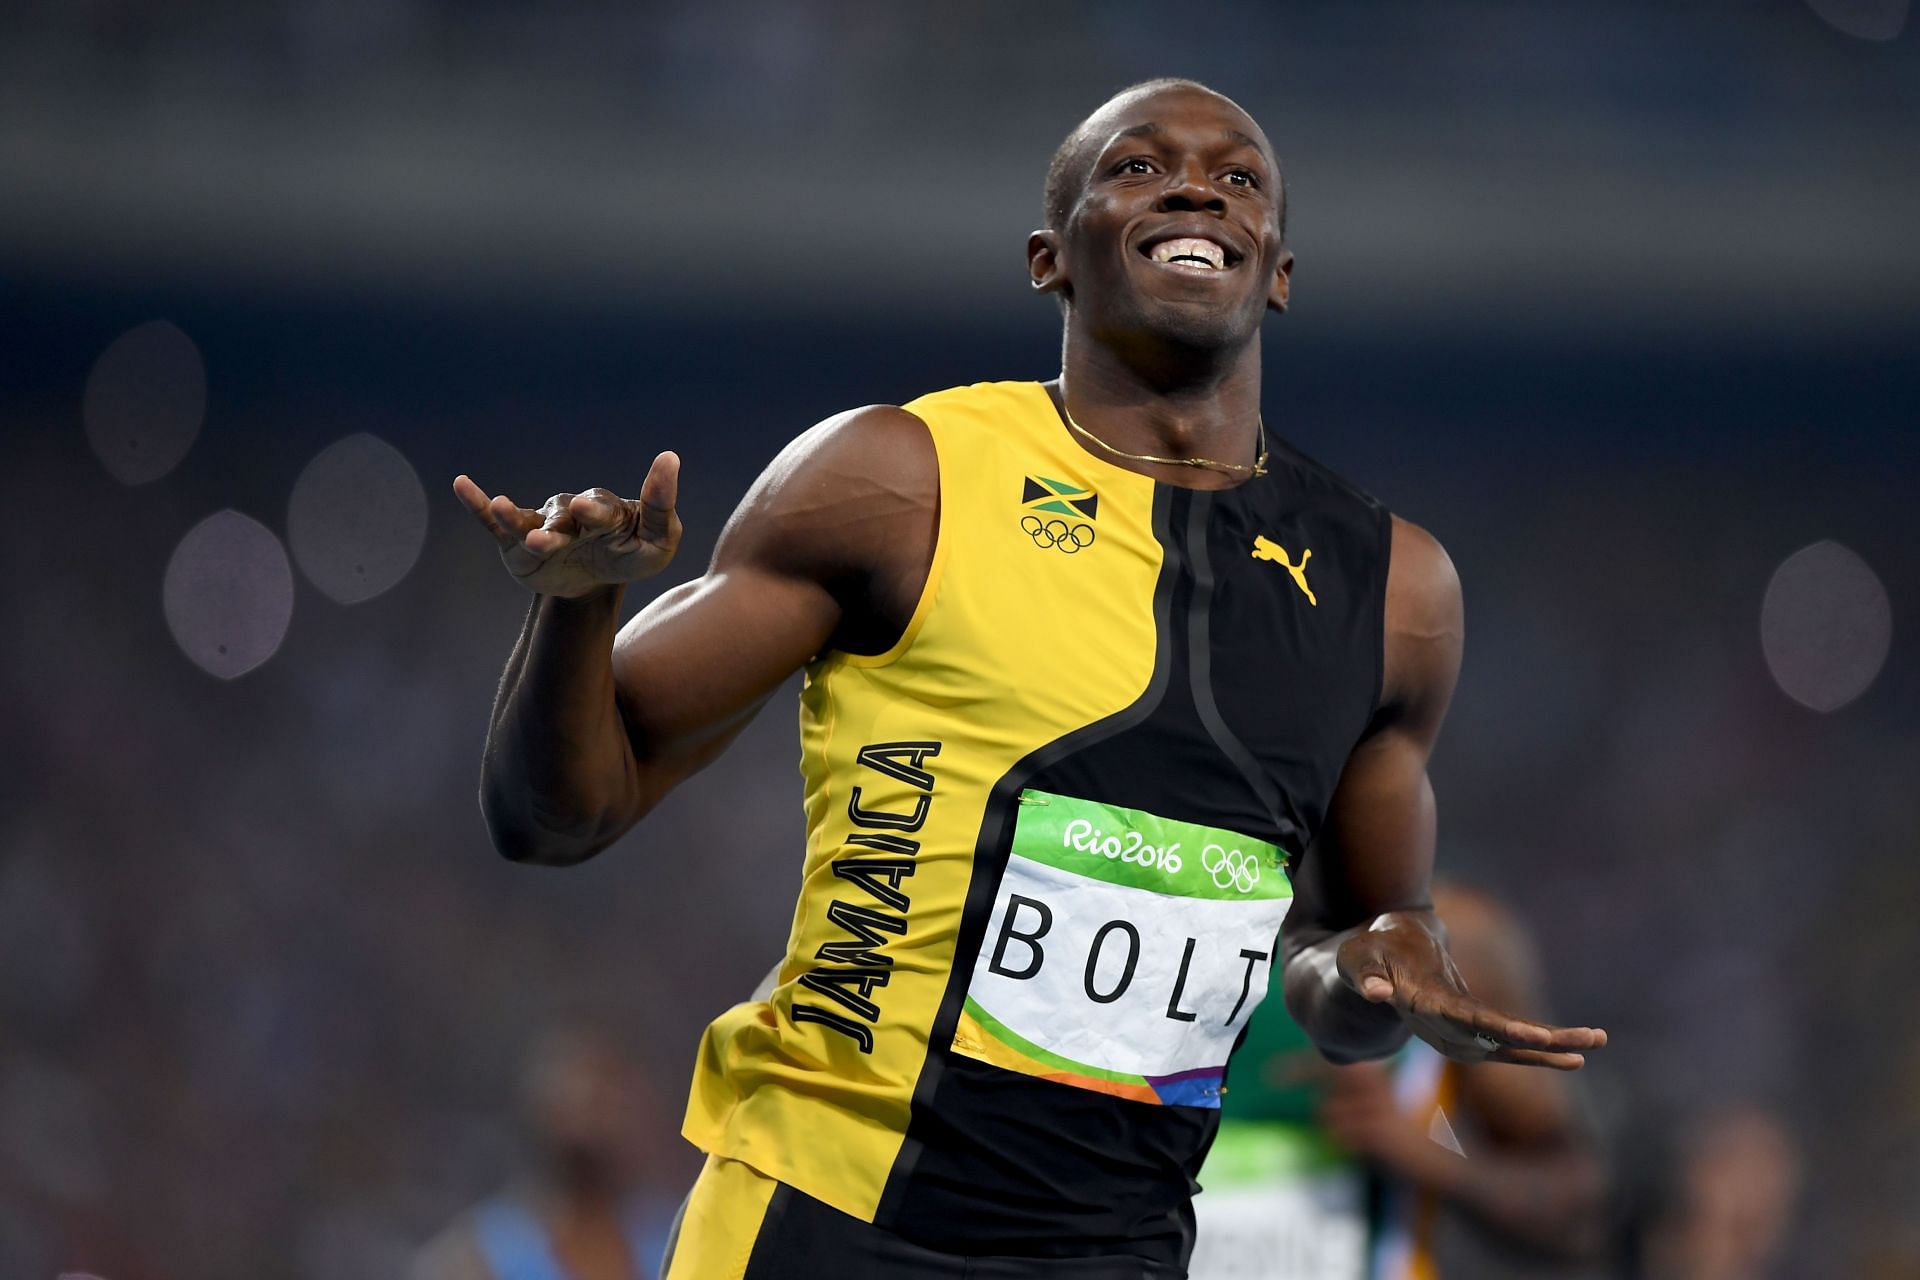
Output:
[1055, 318, 1264, 489]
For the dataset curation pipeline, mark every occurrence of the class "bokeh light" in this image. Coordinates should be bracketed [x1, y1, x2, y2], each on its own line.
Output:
[162, 510, 296, 679]
[1804, 0, 1910, 39]
[287, 433, 428, 605]
[1760, 540, 1892, 713]
[82, 320, 206, 485]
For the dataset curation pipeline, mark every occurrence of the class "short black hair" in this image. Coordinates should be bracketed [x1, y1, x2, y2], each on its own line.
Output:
[1042, 77, 1286, 240]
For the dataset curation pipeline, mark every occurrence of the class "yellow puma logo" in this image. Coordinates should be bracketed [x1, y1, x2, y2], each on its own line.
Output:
[1252, 535, 1317, 606]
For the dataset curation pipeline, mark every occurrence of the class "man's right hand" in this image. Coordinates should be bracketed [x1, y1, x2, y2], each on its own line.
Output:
[453, 451, 682, 598]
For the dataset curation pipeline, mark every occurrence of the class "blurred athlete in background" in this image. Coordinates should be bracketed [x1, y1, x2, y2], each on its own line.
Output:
[455, 78, 1605, 1277]
[413, 1028, 675, 1280]
[1191, 882, 1604, 1279]
[1635, 1106, 1800, 1280]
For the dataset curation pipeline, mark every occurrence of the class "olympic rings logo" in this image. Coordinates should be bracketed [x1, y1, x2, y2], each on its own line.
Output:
[1021, 515, 1096, 553]
[1201, 843, 1260, 893]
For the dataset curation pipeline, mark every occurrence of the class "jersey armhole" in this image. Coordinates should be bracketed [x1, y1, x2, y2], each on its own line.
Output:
[837, 409, 947, 670]
[1370, 504, 1394, 716]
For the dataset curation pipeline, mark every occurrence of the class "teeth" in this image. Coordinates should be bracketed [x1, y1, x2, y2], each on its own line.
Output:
[1150, 237, 1226, 269]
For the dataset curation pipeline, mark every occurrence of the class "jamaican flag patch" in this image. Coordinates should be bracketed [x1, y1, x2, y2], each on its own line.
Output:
[1021, 476, 1098, 521]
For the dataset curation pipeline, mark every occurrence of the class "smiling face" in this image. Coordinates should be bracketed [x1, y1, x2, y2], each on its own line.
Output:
[1032, 83, 1293, 354]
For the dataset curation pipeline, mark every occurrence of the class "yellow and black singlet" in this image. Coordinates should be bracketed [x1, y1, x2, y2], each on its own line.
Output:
[681, 380, 1392, 1265]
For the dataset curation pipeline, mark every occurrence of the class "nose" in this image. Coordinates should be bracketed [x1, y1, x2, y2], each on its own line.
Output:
[1157, 158, 1226, 215]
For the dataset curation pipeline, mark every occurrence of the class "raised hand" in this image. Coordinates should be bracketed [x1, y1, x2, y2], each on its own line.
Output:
[453, 452, 683, 598]
[1337, 910, 1607, 1071]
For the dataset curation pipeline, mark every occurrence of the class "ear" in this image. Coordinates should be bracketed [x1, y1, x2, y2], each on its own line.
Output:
[1266, 248, 1295, 314]
[1028, 229, 1068, 296]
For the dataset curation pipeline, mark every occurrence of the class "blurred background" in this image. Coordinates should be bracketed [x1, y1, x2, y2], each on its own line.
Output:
[1, 1, 1914, 1276]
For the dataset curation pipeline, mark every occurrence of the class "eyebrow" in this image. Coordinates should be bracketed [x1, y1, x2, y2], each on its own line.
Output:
[1107, 122, 1268, 162]
[1224, 128, 1265, 155]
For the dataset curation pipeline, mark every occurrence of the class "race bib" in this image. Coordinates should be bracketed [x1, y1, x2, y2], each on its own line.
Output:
[951, 789, 1293, 1107]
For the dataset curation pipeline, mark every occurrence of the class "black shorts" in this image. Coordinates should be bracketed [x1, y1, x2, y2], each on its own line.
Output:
[662, 1155, 1183, 1279]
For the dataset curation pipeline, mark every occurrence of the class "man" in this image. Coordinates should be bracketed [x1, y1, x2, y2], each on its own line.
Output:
[1190, 883, 1606, 1279]
[454, 78, 1606, 1278]
[413, 1028, 677, 1280]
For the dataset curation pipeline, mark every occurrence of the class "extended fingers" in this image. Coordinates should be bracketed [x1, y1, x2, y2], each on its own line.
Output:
[491, 495, 543, 538]
[1489, 1046, 1591, 1071]
[1409, 988, 1540, 1046]
[1412, 988, 1607, 1059]
[454, 476, 541, 548]
[1473, 1011, 1608, 1053]
[637, 451, 681, 543]
[453, 474, 492, 519]
[459, 466, 681, 588]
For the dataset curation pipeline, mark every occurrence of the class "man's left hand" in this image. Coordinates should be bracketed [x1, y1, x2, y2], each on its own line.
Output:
[1337, 910, 1606, 1070]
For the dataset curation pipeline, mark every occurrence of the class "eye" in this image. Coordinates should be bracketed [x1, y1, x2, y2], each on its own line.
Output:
[1112, 156, 1157, 176]
[1223, 168, 1261, 189]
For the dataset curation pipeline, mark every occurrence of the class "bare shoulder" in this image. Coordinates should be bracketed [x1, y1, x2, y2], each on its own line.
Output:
[1386, 516, 1462, 636]
[716, 404, 935, 573]
[1380, 516, 1464, 724]
[712, 404, 937, 652]
[750, 403, 934, 498]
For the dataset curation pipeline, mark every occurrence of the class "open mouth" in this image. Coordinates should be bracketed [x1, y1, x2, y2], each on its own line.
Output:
[1139, 233, 1238, 273]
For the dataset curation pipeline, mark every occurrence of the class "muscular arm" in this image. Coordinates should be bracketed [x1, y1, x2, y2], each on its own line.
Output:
[1281, 518, 1605, 1069]
[462, 405, 936, 865]
[1281, 517, 1462, 1061]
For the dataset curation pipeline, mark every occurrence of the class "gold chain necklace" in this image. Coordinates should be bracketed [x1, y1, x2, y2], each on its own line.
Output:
[1061, 402, 1269, 479]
